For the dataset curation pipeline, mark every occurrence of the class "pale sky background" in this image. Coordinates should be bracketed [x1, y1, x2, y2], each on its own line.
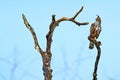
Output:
[0, 0, 120, 80]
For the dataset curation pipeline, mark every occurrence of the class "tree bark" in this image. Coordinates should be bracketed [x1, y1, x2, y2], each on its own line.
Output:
[88, 36, 101, 80]
[22, 6, 88, 80]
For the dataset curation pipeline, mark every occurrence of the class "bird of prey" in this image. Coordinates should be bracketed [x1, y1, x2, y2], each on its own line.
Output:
[89, 15, 101, 49]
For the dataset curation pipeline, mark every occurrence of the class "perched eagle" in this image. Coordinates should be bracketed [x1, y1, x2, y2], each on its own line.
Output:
[89, 15, 101, 49]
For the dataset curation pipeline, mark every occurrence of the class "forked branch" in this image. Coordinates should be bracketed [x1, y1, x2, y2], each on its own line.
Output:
[22, 6, 88, 80]
[46, 6, 89, 52]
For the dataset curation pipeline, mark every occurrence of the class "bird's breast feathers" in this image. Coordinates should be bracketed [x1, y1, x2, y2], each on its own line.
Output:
[94, 21, 101, 31]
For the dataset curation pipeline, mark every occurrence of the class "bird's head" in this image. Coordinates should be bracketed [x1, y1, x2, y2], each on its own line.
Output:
[96, 15, 101, 23]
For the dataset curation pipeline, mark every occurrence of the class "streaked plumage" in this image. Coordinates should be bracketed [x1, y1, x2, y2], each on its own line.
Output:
[89, 15, 101, 49]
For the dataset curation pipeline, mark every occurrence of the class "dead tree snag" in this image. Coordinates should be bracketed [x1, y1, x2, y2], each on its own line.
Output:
[22, 6, 89, 80]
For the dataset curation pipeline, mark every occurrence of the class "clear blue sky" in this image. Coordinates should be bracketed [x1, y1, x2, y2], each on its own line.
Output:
[0, 0, 120, 80]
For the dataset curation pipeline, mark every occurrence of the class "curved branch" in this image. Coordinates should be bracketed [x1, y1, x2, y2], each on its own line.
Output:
[57, 6, 89, 26]
[88, 37, 101, 80]
[46, 6, 89, 52]
[22, 14, 44, 57]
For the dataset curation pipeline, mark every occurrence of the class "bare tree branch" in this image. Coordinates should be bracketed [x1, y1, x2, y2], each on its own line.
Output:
[88, 37, 101, 80]
[57, 6, 89, 26]
[72, 6, 84, 19]
[22, 14, 44, 57]
[46, 6, 89, 52]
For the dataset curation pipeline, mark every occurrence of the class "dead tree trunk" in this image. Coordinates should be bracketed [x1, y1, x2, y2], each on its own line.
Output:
[22, 6, 88, 80]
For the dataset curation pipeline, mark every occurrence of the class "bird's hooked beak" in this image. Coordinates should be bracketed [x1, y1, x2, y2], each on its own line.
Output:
[97, 15, 99, 17]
